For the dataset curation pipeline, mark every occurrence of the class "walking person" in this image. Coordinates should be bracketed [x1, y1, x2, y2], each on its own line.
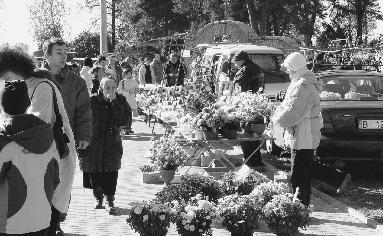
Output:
[117, 70, 138, 134]
[90, 55, 110, 94]
[43, 37, 92, 235]
[0, 45, 77, 236]
[272, 52, 323, 206]
[108, 54, 122, 85]
[0, 80, 60, 236]
[151, 54, 164, 84]
[80, 56, 94, 93]
[232, 51, 265, 169]
[80, 77, 131, 214]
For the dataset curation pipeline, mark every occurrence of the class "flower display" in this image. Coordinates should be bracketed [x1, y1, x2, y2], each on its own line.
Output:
[263, 193, 313, 236]
[320, 91, 342, 100]
[190, 107, 223, 131]
[173, 195, 218, 236]
[139, 165, 157, 173]
[155, 174, 223, 204]
[250, 181, 291, 207]
[219, 170, 269, 196]
[183, 88, 216, 115]
[126, 201, 174, 236]
[217, 194, 262, 235]
[149, 135, 188, 170]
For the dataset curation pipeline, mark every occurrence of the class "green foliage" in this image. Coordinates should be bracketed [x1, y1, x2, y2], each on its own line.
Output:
[219, 170, 269, 196]
[155, 174, 223, 204]
[29, 0, 65, 49]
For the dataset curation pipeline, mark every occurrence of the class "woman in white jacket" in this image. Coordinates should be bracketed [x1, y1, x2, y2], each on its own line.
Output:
[272, 52, 323, 206]
[0, 46, 76, 235]
[80, 57, 94, 93]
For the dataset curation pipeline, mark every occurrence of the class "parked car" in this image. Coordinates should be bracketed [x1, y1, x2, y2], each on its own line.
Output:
[215, 44, 289, 100]
[316, 70, 383, 162]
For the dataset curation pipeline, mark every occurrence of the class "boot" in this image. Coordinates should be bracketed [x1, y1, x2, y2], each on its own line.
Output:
[93, 187, 104, 209]
[106, 195, 116, 214]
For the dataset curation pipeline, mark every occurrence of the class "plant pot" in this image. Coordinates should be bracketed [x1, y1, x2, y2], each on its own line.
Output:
[221, 129, 238, 139]
[159, 169, 176, 185]
[142, 171, 164, 184]
[271, 226, 299, 236]
[179, 231, 203, 236]
[139, 230, 167, 236]
[194, 129, 218, 140]
[241, 122, 266, 136]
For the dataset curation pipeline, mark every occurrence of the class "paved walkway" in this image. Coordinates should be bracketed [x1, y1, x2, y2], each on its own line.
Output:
[61, 118, 382, 236]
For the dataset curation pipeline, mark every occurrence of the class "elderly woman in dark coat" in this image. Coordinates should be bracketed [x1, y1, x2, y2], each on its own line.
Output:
[79, 76, 131, 214]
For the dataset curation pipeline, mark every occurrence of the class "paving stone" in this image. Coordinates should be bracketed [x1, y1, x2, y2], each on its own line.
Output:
[61, 117, 382, 236]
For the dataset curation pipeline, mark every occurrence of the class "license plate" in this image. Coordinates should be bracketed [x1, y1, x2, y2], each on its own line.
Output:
[358, 120, 383, 129]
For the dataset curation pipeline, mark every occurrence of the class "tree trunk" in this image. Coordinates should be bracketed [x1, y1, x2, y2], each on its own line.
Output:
[355, 0, 364, 45]
[259, 0, 269, 36]
[272, 12, 279, 36]
[246, 0, 259, 34]
[111, 0, 116, 51]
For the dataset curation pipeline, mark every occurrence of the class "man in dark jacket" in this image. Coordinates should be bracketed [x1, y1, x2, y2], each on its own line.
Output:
[43, 37, 92, 234]
[164, 53, 187, 86]
[233, 51, 264, 93]
[233, 51, 265, 169]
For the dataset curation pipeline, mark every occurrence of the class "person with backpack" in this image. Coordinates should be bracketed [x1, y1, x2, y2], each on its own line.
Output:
[0, 45, 77, 236]
[0, 80, 60, 236]
[117, 70, 138, 134]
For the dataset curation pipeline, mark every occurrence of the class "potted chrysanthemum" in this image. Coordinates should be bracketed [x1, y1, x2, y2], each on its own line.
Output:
[263, 193, 313, 236]
[217, 194, 262, 236]
[126, 201, 174, 236]
[173, 195, 218, 236]
[149, 135, 188, 185]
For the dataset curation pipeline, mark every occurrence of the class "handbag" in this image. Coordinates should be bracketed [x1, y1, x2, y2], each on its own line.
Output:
[32, 81, 70, 159]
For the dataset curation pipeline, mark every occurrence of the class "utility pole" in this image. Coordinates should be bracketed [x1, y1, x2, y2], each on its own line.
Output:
[100, 0, 108, 56]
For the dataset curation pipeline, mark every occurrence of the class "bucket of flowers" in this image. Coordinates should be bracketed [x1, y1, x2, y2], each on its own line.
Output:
[216, 194, 263, 236]
[219, 170, 269, 196]
[172, 194, 218, 236]
[126, 200, 174, 236]
[262, 193, 313, 236]
[149, 135, 188, 185]
[220, 112, 240, 139]
[250, 181, 291, 208]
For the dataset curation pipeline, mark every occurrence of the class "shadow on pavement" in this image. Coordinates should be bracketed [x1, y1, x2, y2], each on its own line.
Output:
[113, 207, 132, 216]
[308, 216, 373, 229]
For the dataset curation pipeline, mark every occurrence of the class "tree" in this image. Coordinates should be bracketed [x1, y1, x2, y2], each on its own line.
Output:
[29, 0, 66, 49]
[316, 23, 347, 48]
[330, 0, 383, 45]
[70, 31, 113, 58]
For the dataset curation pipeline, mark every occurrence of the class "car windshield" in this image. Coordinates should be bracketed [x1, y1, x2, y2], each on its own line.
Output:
[320, 75, 383, 101]
[248, 54, 283, 71]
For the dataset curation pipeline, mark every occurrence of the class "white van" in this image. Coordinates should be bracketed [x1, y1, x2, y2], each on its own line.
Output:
[216, 45, 290, 100]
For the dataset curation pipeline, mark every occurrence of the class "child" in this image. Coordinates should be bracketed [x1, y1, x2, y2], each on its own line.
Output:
[117, 69, 139, 134]
[0, 80, 59, 236]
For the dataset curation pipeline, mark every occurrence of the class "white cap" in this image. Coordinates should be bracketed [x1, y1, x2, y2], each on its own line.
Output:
[281, 52, 307, 71]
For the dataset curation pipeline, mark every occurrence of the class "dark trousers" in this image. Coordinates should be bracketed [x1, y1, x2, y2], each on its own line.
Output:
[89, 171, 118, 199]
[240, 141, 262, 167]
[46, 206, 60, 236]
[0, 228, 48, 236]
[291, 149, 313, 206]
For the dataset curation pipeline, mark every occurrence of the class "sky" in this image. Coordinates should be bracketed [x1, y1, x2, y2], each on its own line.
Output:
[0, 0, 383, 54]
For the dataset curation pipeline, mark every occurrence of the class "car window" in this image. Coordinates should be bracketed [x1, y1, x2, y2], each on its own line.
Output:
[320, 76, 383, 101]
[248, 54, 283, 71]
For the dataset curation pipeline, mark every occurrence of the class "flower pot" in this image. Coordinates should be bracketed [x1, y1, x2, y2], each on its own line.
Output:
[142, 171, 164, 184]
[221, 129, 238, 139]
[179, 232, 203, 236]
[139, 231, 167, 236]
[194, 129, 218, 140]
[241, 122, 266, 136]
[159, 169, 176, 185]
[273, 227, 299, 236]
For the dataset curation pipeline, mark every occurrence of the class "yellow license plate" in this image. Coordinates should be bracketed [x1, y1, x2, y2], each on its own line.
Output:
[358, 120, 383, 129]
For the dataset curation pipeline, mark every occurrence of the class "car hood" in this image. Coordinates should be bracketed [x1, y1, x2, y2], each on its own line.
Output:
[321, 100, 383, 108]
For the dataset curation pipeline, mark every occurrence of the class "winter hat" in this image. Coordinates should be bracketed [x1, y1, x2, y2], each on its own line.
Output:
[281, 52, 307, 71]
[233, 51, 249, 61]
[0, 80, 31, 115]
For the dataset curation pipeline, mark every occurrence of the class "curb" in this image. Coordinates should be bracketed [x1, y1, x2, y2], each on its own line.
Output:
[263, 162, 383, 233]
